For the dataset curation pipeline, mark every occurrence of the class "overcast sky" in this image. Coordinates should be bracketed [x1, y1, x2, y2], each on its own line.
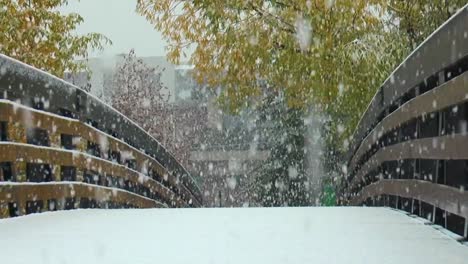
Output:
[60, 0, 168, 58]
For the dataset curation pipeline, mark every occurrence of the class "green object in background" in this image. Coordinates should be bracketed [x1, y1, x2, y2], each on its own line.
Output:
[321, 185, 337, 206]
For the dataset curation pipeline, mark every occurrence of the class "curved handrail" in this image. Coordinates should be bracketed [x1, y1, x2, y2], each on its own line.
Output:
[351, 179, 468, 219]
[347, 4, 468, 163]
[349, 72, 468, 174]
[343, 7, 468, 238]
[350, 134, 468, 188]
[0, 54, 202, 201]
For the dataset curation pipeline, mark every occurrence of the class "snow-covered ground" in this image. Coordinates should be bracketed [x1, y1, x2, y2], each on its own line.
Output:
[0, 207, 467, 264]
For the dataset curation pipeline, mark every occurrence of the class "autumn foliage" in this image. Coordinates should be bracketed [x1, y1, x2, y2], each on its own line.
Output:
[137, 0, 468, 152]
[0, 0, 110, 77]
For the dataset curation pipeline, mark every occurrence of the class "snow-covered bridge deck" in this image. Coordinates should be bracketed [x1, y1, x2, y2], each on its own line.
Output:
[0, 207, 467, 264]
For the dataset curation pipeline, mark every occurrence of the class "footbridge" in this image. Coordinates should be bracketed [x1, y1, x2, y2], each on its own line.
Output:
[0, 4, 468, 263]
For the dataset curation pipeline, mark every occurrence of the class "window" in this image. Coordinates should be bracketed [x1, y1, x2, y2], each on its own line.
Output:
[61, 166, 76, 181]
[26, 127, 49, 146]
[26, 163, 52, 182]
[0, 121, 7, 141]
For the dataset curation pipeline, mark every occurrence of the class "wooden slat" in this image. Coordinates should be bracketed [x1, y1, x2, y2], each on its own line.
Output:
[0, 143, 186, 208]
[0, 182, 165, 212]
[349, 71, 468, 173]
[350, 179, 468, 219]
[351, 134, 468, 188]
[348, 6, 468, 163]
[0, 100, 200, 206]
[0, 54, 201, 200]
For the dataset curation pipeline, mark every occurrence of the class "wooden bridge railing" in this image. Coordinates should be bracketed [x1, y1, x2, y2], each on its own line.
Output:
[0, 54, 202, 218]
[343, 5, 468, 239]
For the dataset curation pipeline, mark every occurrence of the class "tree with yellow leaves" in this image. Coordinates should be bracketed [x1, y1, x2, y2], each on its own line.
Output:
[387, 0, 468, 50]
[137, 0, 385, 111]
[137, 0, 468, 149]
[136, 0, 392, 205]
[0, 0, 110, 77]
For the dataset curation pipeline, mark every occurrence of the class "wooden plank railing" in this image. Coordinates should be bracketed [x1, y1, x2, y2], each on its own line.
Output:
[344, 5, 468, 239]
[0, 55, 202, 218]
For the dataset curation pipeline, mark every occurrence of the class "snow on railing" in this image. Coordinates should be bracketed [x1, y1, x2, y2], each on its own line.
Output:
[344, 5, 468, 239]
[0, 54, 202, 202]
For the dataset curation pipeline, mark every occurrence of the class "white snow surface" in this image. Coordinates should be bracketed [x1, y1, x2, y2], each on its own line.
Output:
[0, 207, 467, 264]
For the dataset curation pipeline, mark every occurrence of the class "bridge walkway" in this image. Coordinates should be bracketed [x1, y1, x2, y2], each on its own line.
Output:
[0, 207, 467, 263]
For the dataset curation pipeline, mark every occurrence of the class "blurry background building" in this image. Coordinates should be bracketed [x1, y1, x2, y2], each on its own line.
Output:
[65, 55, 323, 207]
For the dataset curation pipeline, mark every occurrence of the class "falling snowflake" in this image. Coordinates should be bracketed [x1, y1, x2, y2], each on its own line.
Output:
[295, 16, 312, 51]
